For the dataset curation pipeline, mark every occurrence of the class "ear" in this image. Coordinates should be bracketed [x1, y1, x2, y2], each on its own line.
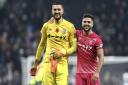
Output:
[92, 21, 94, 27]
[62, 8, 64, 15]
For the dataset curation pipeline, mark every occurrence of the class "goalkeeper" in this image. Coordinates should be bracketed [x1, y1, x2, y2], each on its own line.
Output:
[30, 1, 76, 85]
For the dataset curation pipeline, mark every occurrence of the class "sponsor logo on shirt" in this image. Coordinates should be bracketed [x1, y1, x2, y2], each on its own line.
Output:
[48, 34, 66, 40]
[78, 43, 92, 51]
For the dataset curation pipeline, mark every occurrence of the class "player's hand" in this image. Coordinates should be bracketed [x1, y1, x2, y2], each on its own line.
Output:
[30, 67, 37, 76]
[92, 72, 99, 83]
[51, 49, 63, 59]
[52, 52, 58, 59]
[49, 17, 54, 24]
[30, 60, 40, 76]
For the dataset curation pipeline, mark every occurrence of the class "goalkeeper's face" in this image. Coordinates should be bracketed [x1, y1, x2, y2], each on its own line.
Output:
[52, 5, 64, 21]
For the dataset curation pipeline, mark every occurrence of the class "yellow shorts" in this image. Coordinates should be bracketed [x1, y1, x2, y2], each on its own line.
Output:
[42, 62, 68, 85]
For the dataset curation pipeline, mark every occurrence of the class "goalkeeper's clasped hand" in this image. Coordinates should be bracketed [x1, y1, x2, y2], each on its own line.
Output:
[50, 49, 63, 59]
[50, 49, 63, 73]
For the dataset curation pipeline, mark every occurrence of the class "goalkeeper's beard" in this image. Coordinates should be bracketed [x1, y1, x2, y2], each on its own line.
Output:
[53, 13, 62, 21]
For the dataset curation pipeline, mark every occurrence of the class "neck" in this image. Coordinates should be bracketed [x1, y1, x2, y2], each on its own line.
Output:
[84, 30, 93, 35]
[55, 18, 63, 24]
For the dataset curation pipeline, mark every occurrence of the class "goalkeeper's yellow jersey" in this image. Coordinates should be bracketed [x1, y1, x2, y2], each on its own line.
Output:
[35, 18, 76, 64]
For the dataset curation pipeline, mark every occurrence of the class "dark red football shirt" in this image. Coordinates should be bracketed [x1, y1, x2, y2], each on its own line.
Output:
[76, 30, 103, 73]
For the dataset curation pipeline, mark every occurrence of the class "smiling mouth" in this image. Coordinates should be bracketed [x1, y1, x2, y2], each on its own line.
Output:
[54, 14, 61, 20]
[83, 25, 89, 28]
[55, 14, 60, 18]
[84, 27, 89, 30]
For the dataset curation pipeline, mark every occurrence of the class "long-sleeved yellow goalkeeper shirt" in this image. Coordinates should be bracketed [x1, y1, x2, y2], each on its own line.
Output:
[35, 18, 76, 64]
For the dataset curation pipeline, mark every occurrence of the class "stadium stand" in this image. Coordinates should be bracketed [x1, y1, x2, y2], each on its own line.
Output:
[0, 0, 128, 85]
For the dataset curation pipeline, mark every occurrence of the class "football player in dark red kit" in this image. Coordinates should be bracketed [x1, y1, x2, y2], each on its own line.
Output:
[76, 14, 104, 85]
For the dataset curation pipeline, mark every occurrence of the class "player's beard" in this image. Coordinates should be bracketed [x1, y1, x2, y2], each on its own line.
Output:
[83, 25, 92, 32]
[53, 13, 62, 21]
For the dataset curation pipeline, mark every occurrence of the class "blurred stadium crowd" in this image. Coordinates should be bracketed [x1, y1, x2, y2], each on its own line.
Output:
[0, 0, 128, 85]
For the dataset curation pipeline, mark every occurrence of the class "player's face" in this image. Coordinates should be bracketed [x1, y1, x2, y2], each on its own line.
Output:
[82, 17, 93, 32]
[52, 5, 64, 21]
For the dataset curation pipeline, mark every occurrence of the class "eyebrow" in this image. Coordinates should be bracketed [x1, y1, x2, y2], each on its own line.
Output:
[53, 8, 61, 10]
[83, 21, 91, 23]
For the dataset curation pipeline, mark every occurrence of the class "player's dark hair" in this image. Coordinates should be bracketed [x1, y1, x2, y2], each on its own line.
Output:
[52, 1, 64, 8]
[83, 13, 94, 21]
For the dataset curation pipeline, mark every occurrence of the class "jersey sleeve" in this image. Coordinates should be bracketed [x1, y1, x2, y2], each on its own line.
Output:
[95, 37, 103, 49]
[66, 24, 77, 55]
[35, 23, 47, 61]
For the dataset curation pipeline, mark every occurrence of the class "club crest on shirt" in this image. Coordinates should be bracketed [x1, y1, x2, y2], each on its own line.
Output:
[89, 38, 96, 44]
[92, 38, 96, 42]
[62, 28, 67, 34]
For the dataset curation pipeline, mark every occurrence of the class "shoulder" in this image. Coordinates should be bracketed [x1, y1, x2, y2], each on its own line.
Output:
[93, 32, 102, 39]
[40, 21, 49, 33]
[41, 21, 52, 29]
[63, 19, 75, 27]
[76, 29, 81, 32]
[93, 32, 103, 43]
[63, 19, 76, 33]
[76, 29, 82, 34]
[43, 21, 50, 27]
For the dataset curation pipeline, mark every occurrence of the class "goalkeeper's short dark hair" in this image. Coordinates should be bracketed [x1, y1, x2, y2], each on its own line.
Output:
[52, 0, 64, 7]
